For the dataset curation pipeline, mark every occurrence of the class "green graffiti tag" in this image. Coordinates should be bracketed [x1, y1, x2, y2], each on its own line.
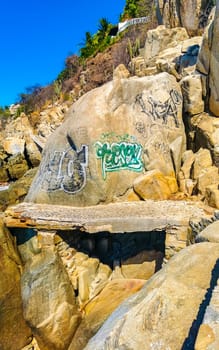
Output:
[95, 141, 143, 179]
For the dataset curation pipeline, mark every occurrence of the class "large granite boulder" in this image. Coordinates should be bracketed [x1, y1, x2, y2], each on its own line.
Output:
[161, 0, 214, 35]
[26, 71, 185, 206]
[0, 219, 32, 350]
[144, 25, 189, 61]
[68, 279, 145, 350]
[85, 242, 219, 350]
[197, 1, 219, 116]
[21, 247, 81, 350]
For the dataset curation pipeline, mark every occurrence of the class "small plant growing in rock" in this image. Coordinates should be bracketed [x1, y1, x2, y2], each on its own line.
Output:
[127, 38, 140, 59]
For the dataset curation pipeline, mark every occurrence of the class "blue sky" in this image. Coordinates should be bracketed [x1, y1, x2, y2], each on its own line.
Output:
[0, 0, 125, 107]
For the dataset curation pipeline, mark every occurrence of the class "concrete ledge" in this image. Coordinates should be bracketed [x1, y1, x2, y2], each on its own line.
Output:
[4, 200, 215, 234]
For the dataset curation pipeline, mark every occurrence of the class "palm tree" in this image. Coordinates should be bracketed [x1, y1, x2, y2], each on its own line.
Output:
[97, 18, 110, 40]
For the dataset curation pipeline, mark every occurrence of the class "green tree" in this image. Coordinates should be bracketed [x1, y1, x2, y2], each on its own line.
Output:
[97, 17, 110, 40]
[136, 0, 153, 17]
[80, 31, 97, 58]
[122, 0, 138, 19]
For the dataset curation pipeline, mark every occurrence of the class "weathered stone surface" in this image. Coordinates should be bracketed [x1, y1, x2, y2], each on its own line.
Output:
[188, 113, 219, 164]
[180, 0, 202, 35]
[209, 1, 219, 116]
[121, 249, 163, 279]
[85, 242, 219, 350]
[195, 324, 216, 350]
[2, 137, 25, 155]
[196, 166, 219, 195]
[25, 136, 42, 167]
[205, 185, 219, 209]
[7, 153, 29, 179]
[144, 26, 189, 61]
[181, 150, 195, 179]
[0, 219, 32, 350]
[196, 13, 213, 76]
[0, 168, 37, 211]
[8, 168, 38, 203]
[133, 170, 175, 200]
[68, 279, 145, 350]
[162, 0, 181, 28]
[196, 3, 219, 116]
[162, 0, 213, 35]
[21, 247, 81, 350]
[0, 165, 9, 182]
[195, 280, 219, 350]
[195, 220, 219, 243]
[180, 74, 204, 115]
[193, 148, 212, 179]
[5, 200, 213, 235]
[178, 146, 219, 199]
[26, 72, 185, 206]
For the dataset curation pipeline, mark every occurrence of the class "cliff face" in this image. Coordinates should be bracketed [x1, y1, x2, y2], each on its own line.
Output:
[1, 1, 219, 350]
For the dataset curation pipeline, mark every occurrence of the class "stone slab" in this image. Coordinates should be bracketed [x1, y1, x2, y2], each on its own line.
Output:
[4, 200, 215, 234]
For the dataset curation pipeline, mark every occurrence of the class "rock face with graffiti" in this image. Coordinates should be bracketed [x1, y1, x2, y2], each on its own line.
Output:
[26, 71, 186, 206]
[40, 135, 88, 194]
[135, 89, 182, 128]
[95, 141, 143, 180]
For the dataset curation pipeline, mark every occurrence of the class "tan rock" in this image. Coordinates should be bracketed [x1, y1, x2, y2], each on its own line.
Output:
[181, 36, 203, 52]
[7, 153, 29, 179]
[78, 258, 99, 305]
[209, 2, 219, 116]
[0, 189, 9, 211]
[133, 170, 172, 200]
[170, 136, 185, 175]
[184, 178, 196, 195]
[7, 168, 37, 206]
[180, 0, 202, 35]
[197, 166, 219, 195]
[165, 175, 178, 193]
[0, 165, 9, 182]
[195, 279, 219, 350]
[85, 242, 219, 350]
[188, 113, 219, 166]
[180, 74, 204, 115]
[196, 3, 219, 116]
[113, 64, 130, 80]
[18, 235, 41, 264]
[196, 17, 213, 75]
[121, 249, 164, 280]
[21, 247, 81, 350]
[0, 220, 32, 350]
[205, 184, 219, 209]
[162, 0, 213, 35]
[89, 263, 112, 300]
[162, 0, 181, 28]
[125, 188, 141, 201]
[25, 137, 42, 167]
[3, 137, 25, 155]
[195, 324, 215, 350]
[69, 279, 145, 350]
[195, 220, 219, 243]
[193, 148, 212, 180]
[26, 72, 185, 206]
[181, 150, 195, 179]
[144, 26, 189, 61]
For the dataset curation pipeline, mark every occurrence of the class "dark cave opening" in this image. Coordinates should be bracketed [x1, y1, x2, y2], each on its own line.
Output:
[57, 229, 166, 271]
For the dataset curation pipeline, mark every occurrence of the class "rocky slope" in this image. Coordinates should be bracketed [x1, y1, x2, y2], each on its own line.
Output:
[1, 1, 219, 349]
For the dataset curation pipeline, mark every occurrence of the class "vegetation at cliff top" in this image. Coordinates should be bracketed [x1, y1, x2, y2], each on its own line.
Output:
[2, 0, 154, 115]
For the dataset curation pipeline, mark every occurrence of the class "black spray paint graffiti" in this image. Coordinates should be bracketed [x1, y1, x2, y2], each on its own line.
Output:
[135, 89, 182, 128]
[41, 135, 88, 194]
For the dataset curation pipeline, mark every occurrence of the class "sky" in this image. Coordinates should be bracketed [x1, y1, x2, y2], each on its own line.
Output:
[0, 0, 125, 107]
